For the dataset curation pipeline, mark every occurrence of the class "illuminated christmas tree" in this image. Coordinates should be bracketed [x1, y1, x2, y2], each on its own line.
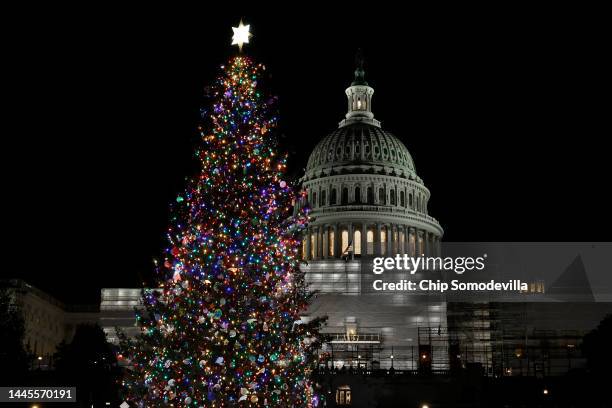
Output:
[119, 23, 323, 407]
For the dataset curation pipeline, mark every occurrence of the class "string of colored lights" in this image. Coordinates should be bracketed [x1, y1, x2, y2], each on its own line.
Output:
[118, 55, 322, 407]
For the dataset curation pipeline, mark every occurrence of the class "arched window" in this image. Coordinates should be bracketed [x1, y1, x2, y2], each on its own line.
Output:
[354, 230, 361, 255]
[341, 229, 349, 253]
[367, 187, 374, 204]
[367, 229, 374, 254]
[312, 192, 317, 208]
[331, 188, 337, 205]
[390, 190, 396, 205]
[328, 229, 335, 257]
[354, 186, 361, 203]
[379, 188, 386, 205]
[409, 193, 413, 208]
[400, 191, 405, 207]
[321, 190, 326, 206]
[341, 187, 349, 205]
[380, 227, 387, 255]
[409, 230, 416, 256]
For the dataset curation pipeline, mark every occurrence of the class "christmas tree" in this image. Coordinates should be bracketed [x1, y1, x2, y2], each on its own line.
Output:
[119, 24, 322, 407]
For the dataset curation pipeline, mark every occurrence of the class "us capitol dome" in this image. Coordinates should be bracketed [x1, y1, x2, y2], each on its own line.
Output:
[298, 59, 443, 268]
[297, 57, 448, 372]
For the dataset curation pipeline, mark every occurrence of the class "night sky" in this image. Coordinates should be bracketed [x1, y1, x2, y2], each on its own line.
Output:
[5, 8, 610, 304]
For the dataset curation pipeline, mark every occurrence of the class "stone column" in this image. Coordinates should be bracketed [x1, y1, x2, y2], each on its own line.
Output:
[322, 225, 329, 258]
[305, 228, 311, 260]
[319, 227, 324, 259]
[347, 222, 353, 259]
[333, 224, 340, 258]
[416, 230, 423, 257]
[408, 227, 415, 257]
[361, 222, 367, 257]
[376, 223, 382, 255]
[313, 227, 318, 258]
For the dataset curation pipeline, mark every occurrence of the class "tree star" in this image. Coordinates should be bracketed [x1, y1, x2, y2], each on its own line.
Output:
[231, 20, 252, 51]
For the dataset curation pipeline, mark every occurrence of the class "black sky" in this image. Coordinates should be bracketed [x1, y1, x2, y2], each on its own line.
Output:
[5, 8, 610, 304]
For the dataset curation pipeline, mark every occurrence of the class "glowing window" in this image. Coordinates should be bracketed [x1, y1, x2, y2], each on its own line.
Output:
[329, 229, 335, 257]
[367, 229, 374, 254]
[354, 230, 361, 255]
[380, 227, 387, 255]
[341, 230, 349, 253]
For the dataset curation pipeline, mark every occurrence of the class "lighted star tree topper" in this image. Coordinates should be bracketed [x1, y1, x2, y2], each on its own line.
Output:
[231, 20, 252, 52]
[118, 22, 324, 407]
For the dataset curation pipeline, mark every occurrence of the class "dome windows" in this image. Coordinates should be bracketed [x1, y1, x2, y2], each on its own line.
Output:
[341, 187, 349, 205]
[379, 188, 386, 205]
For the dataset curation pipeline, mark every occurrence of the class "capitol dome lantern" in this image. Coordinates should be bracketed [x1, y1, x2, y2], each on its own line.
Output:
[298, 55, 443, 264]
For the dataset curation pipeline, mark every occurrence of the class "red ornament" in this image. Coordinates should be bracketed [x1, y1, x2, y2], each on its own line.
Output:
[171, 247, 180, 256]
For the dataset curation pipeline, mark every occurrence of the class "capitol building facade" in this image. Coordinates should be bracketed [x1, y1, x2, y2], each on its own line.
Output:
[296, 62, 448, 371]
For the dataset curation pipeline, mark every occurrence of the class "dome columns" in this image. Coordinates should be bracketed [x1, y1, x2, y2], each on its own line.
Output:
[302, 222, 441, 261]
